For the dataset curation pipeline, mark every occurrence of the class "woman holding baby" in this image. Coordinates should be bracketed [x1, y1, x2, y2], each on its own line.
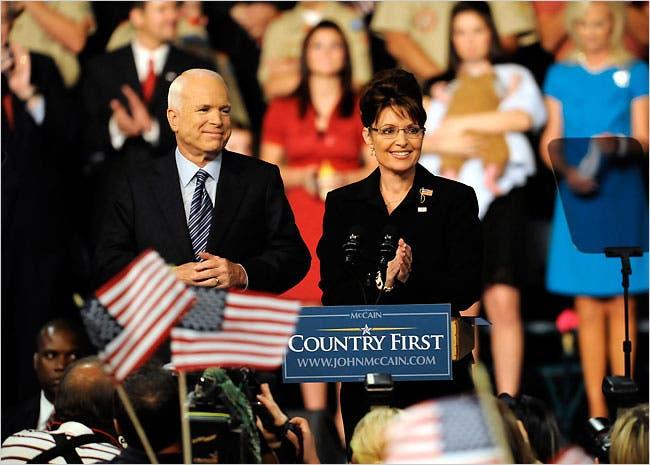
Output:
[420, 1, 546, 397]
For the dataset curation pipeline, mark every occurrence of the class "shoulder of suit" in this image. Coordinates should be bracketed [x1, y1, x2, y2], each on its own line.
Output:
[167, 44, 214, 71]
[223, 150, 280, 175]
[85, 44, 132, 70]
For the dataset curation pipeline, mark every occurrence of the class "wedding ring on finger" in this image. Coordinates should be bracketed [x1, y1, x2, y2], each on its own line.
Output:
[215, 277, 220, 287]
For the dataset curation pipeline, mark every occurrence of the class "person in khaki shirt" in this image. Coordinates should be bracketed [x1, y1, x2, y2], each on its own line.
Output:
[9, 1, 95, 87]
[371, 1, 538, 81]
[258, 1, 371, 100]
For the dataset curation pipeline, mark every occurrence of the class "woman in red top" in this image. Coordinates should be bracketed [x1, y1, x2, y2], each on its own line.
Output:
[262, 21, 374, 304]
[261, 20, 374, 422]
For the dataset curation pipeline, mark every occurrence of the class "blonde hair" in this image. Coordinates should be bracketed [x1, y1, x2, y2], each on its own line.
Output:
[565, 1, 631, 66]
[610, 404, 649, 464]
[350, 407, 401, 464]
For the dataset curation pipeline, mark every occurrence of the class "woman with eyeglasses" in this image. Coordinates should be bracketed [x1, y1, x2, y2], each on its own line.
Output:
[420, 1, 547, 399]
[317, 68, 482, 446]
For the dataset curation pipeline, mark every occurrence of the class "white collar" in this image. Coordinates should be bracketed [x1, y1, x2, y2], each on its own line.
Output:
[37, 390, 54, 430]
[175, 148, 222, 187]
[131, 40, 170, 81]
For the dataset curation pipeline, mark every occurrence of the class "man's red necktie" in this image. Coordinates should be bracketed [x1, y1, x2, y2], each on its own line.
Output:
[3, 93, 15, 130]
[141, 58, 156, 104]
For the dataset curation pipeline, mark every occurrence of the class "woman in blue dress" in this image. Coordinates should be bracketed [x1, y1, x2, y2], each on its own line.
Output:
[540, 1, 648, 418]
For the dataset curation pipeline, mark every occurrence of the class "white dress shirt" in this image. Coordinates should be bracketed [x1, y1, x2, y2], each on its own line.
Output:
[175, 147, 221, 219]
[36, 390, 54, 430]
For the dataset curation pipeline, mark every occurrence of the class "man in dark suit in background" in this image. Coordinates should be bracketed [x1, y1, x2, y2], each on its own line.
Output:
[93, 69, 310, 294]
[1, 1, 82, 412]
[81, 1, 214, 166]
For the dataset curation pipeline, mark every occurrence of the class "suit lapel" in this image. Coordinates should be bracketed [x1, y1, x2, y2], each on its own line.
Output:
[121, 46, 142, 100]
[207, 150, 248, 252]
[148, 154, 194, 261]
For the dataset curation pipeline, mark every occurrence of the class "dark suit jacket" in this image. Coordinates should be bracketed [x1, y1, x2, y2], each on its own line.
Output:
[317, 163, 483, 313]
[93, 149, 310, 294]
[1, 396, 39, 441]
[1, 53, 78, 410]
[80, 44, 214, 163]
[316, 164, 483, 443]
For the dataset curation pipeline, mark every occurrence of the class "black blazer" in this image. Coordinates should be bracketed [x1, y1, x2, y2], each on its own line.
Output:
[1, 396, 39, 441]
[80, 44, 214, 163]
[317, 164, 483, 445]
[92, 149, 310, 294]
[317, 163, 482, 314]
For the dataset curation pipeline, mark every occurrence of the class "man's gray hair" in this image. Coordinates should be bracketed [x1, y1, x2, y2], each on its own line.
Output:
[168, 68, 225, 110]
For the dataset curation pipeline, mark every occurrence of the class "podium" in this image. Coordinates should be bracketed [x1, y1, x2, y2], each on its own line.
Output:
[283, 304, 488, 384]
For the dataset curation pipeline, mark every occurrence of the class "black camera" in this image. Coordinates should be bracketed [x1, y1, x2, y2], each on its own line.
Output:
[581, 376, 639, 463]
[187, 369, 258, 463]
[187, 368, 303, 464]
[583, 417, 611, 463]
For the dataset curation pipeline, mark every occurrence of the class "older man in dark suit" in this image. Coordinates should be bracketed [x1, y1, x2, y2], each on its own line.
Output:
[93, 69, 310, 294]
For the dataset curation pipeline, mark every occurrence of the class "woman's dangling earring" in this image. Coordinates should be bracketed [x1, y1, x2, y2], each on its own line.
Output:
[371, 146, 376, 157]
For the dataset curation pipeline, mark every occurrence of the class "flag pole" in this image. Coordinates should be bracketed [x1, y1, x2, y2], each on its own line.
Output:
[116, 383, 159, 464]
[178, 370, 193, 464]
[472, 362, 513, 463]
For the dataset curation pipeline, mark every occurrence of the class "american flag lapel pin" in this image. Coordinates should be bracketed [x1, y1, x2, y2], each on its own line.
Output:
[418, 187, 433, 212]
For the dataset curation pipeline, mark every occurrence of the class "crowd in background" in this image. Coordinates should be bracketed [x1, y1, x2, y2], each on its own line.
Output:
[1, 1, 649, 462]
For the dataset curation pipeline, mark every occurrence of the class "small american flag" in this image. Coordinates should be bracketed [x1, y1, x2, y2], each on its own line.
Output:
[171, 291, 300, 371]
[95, 249, 196, 381]
[384, 395, 504, 464]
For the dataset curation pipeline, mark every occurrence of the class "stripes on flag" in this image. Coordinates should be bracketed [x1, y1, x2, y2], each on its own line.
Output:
[171, 291, 300, 371]
[96, 249, 196, 381]
[384, 396, 504, 464]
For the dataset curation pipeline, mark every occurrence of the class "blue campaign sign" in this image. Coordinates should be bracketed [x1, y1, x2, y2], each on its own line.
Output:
[283, 304, 452, 383]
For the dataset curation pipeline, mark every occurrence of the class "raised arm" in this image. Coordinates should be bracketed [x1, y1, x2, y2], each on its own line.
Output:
[23, 2, 94, 53]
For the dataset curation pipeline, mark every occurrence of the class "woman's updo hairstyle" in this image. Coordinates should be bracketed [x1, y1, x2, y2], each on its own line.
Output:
[359, 68, 426, 129]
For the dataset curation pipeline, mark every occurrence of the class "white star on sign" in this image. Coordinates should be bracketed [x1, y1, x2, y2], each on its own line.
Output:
[361, 324, 372, 335]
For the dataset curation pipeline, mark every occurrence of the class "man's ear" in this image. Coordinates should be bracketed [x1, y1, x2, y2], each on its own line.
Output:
[129, 7, 144, 29]
[33, 352, 39, 372]
[167, 108, 178, 132]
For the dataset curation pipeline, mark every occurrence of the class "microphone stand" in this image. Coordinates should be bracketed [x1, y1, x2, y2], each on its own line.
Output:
[604, 246, 642, 378]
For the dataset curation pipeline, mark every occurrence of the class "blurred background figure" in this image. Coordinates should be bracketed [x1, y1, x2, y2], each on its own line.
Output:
[370, 1, 539, 83]
[499, 393, 564, 463]
[540, 0, 648, 419]
[421, 1, 546, 397]
[111, 366, 183, 463]
[203, 2, 293, 136]
[1, 0, 83, 418]
[534, 1, 648, 62]
[8, 1, 95, 88]
[496, 396, 541, 463]
[349, 407, 400, 464]
[261, 19, 375, 443]
[81, 0, 214, 168]
[2, 319, 85, 441]
[609, 403, 648, 464]
[226, 119, 254, 156]
[104, 1, 251, 133]
[258, 1, 371, 100]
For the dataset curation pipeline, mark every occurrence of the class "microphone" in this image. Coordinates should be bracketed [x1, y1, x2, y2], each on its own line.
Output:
[377, 224, 397, 286]
[342, 226, 363, 267]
